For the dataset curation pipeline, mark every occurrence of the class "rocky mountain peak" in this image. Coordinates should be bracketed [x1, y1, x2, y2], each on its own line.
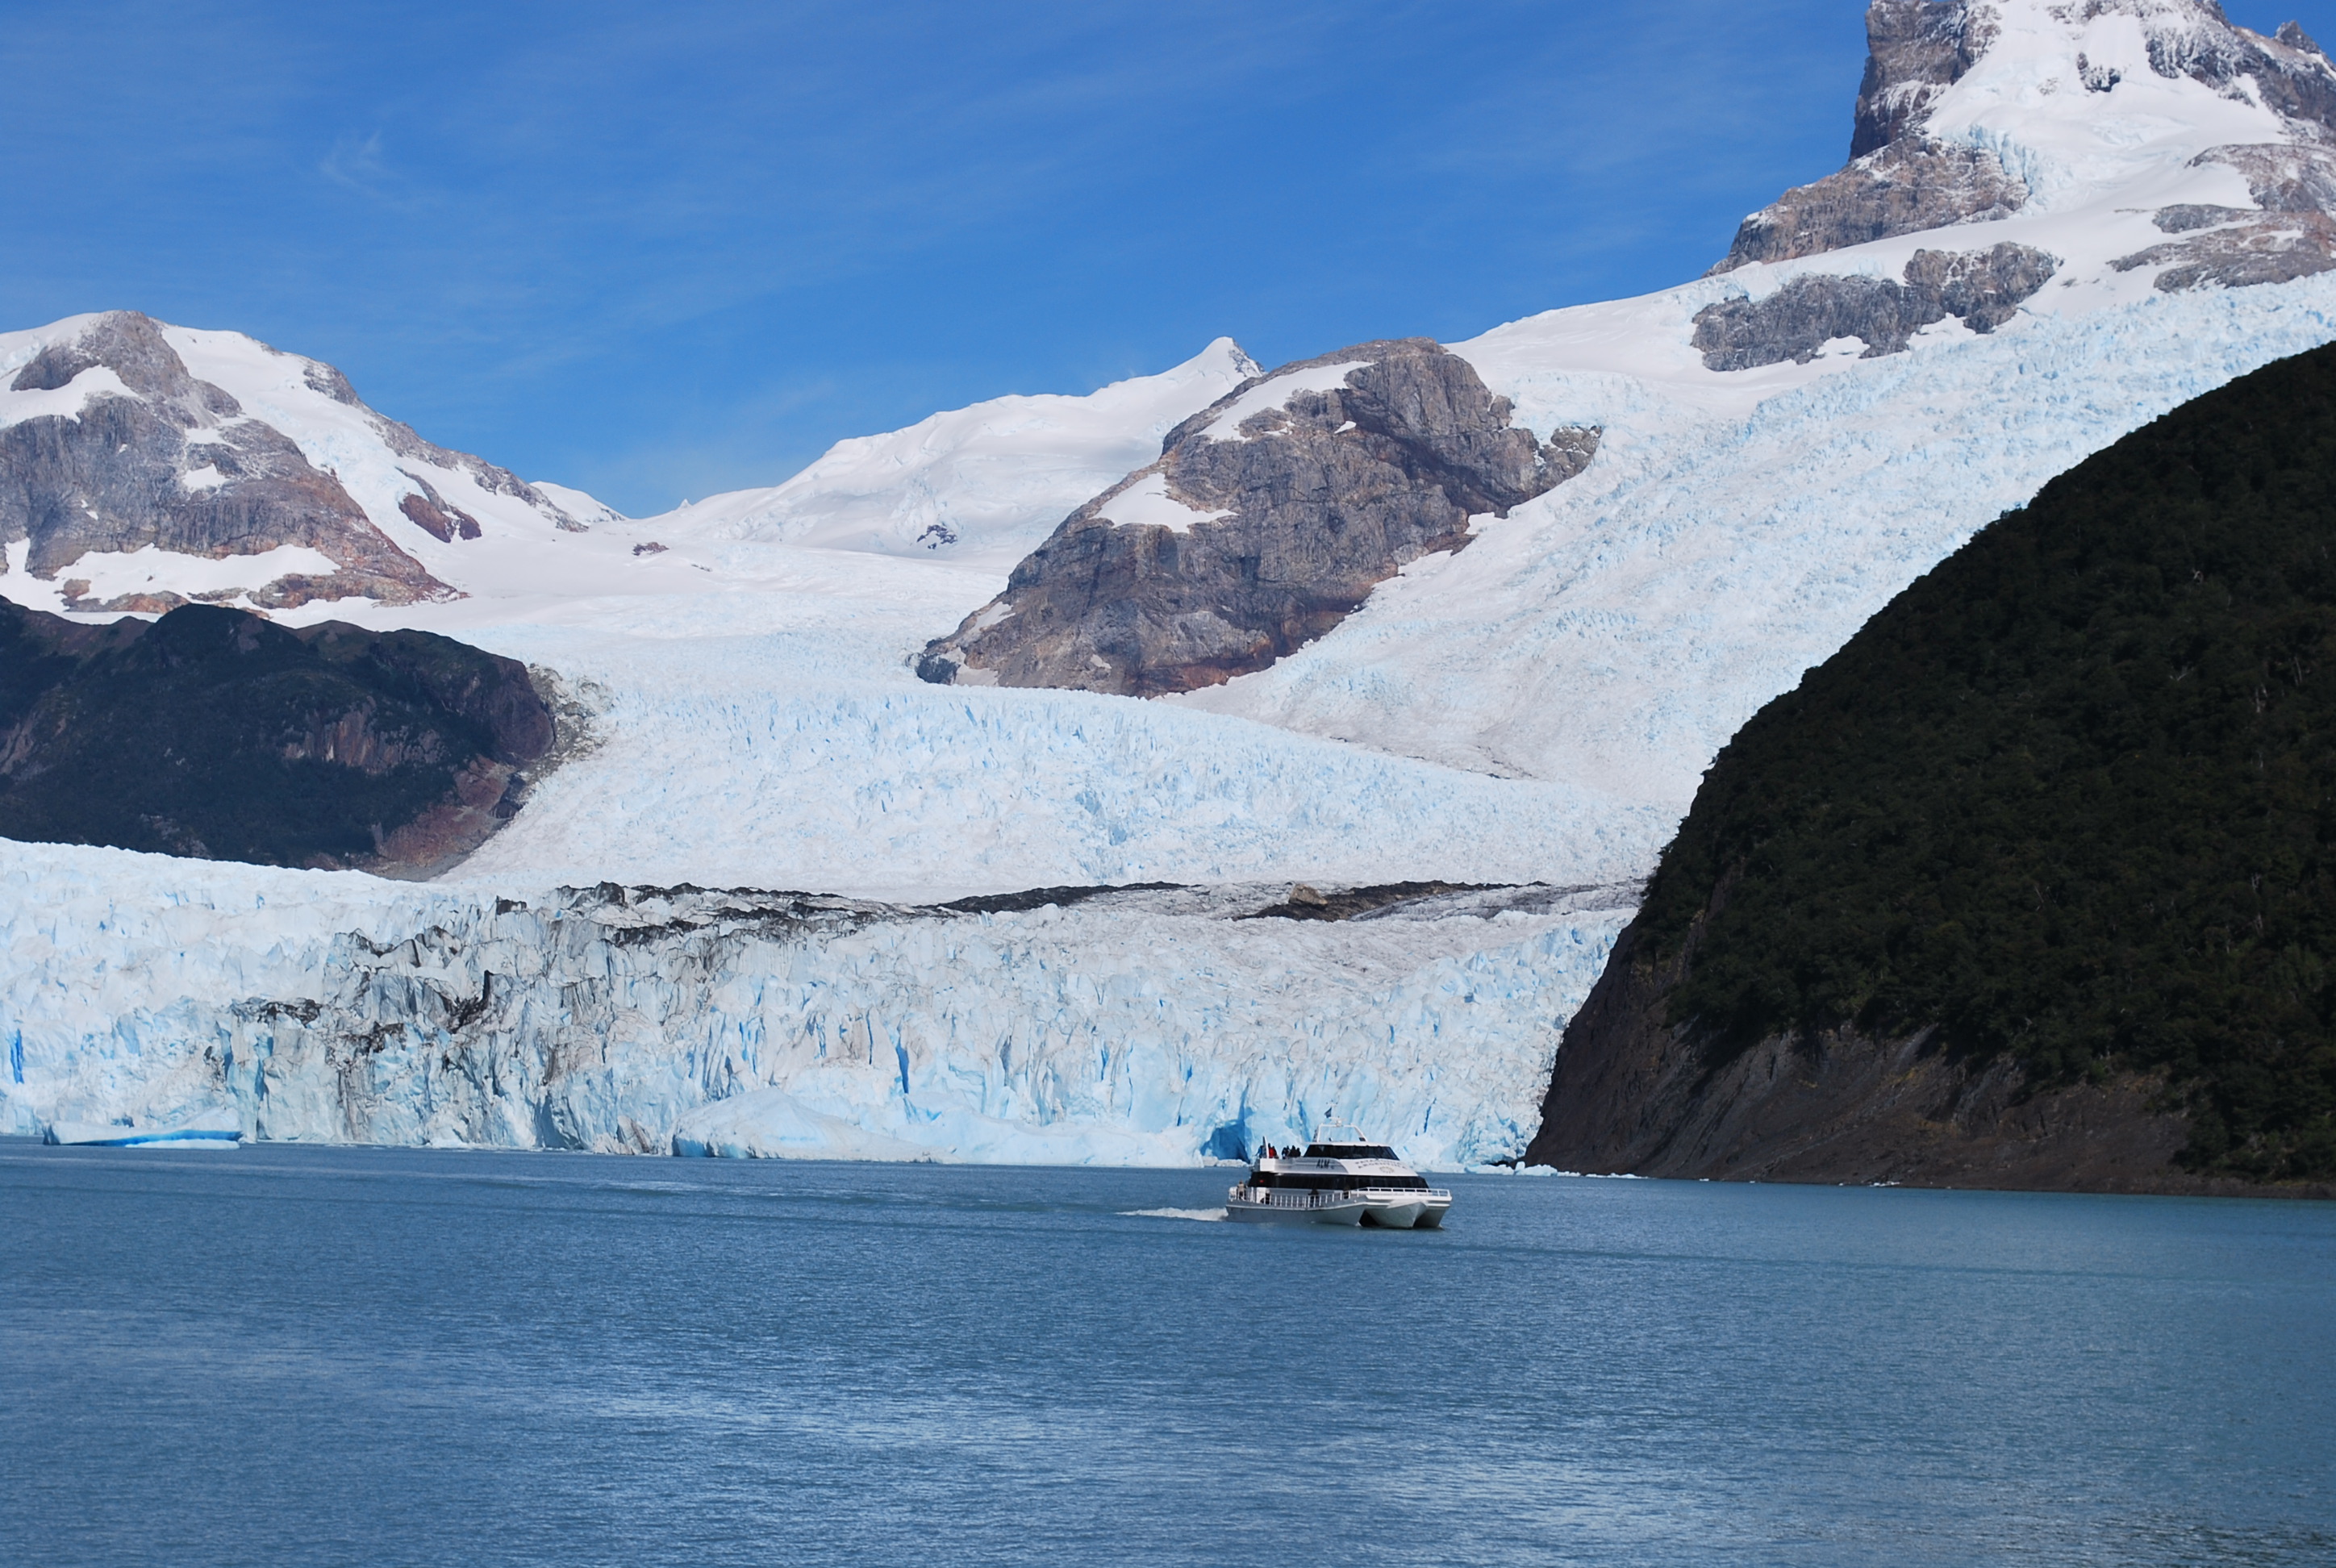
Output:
[10, 311, 215, 411]
[1715, 1, 2336, 276]
[0, 312, 591, 615]
[915, 339, 1599, 697]
[1850, 0, 2000, 159]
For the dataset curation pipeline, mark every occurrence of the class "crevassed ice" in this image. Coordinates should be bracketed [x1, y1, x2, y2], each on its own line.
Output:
[0, 841, 1629, 1170]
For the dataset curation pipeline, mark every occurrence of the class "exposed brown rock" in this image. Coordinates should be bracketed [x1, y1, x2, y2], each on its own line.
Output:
[83, 591, 188, 616]
[2121, 144, 2336, 290]
[365, 754, 533, 880]
[916, 340, 1597, 696]
[1713, 140, 2029, 273]
[398, 486, 482, 544]
[1693, 242, 2057, 370]
[0, 311, 450, 606]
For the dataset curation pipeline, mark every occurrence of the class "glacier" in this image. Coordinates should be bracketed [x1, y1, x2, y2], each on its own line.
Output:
[0, 840, 1630, 1169]
[14, 0, 2336, 1166]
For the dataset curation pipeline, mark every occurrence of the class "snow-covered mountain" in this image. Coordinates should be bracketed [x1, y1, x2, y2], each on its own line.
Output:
[13, 0, 2336, 1166]
[913, 339, 1603, 695]
[1175, 0, 2336, 794]
[0, 312, 599, 614]
[636, 338, 1258, 569]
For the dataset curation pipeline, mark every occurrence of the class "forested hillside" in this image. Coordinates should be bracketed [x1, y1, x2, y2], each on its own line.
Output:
[1536, 342, 2336, 1186]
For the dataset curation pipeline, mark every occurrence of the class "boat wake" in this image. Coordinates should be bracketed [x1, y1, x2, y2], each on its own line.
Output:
[1121, 1207, 1227, 1222]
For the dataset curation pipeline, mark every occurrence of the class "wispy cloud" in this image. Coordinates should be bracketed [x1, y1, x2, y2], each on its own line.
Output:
[319, 131, 388, 191]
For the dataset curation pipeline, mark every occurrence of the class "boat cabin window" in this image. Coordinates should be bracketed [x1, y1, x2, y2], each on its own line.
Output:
[1304, 1143, 1397, 1161]
[1247, 1170, 1429, 1191]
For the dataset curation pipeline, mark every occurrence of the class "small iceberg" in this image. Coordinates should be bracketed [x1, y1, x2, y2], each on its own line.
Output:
[42, 1108, 244, 1149]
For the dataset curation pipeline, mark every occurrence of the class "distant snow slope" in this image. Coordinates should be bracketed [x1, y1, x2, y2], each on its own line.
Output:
[636, 338, 1258, 569]
[529, 481, 628, 526]
[161, 322, 593, 575]
[450, 625, 1661, 899]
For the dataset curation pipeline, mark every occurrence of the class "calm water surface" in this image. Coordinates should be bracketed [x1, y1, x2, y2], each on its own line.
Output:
[1, 1141, 2330, 1566]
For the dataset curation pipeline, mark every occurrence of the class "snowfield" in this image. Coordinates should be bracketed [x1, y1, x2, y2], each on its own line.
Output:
[1181, 276, 2336, 798]
[641, 339, 1258, 569]
[9, 0, 2336, 1164]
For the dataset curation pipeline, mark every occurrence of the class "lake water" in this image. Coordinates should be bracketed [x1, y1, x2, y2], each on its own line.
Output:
[1, 1142, 2330, 1567]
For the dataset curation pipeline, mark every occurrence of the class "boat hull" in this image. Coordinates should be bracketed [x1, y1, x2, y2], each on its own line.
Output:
[1362, 1198, 1426, 1228]
[1224, 1195, 1367, 1225]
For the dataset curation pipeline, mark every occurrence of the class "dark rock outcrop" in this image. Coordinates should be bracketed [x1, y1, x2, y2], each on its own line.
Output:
[1529, 340, 2336, 1194]
[916, 340, 1598, 696]
[1692, 242, 2057, 370]
[1715, 141, 2029, 273]
[2122, 144, 2336, 290]
[0, 599, 553, 874]
[1713, 2, 2018, 273]
[399, 485, 482, 544]
[0, 313, 452, 610]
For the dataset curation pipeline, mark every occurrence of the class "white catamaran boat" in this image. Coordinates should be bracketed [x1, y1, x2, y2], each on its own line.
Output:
[1224, 1117, 1452, 1228]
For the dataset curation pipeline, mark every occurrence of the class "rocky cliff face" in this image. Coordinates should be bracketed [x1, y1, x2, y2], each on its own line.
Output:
[0, 599, 554, 873]
[1713, 140, 2032, 273]
[2112, 141, 2336, 289]
[1715, 2, 2336, 286]
[916, 340, 1597, 696]
[1693, 241, 2057, 369]
[0, 312, 585, 613]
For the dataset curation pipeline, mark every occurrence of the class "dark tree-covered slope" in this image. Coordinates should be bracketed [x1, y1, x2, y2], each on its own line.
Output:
[0, 602, 552, 873]
[1529, 340, 2336, 1192]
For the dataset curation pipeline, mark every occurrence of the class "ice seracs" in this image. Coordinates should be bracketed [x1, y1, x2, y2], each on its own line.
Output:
[0, 852, 1634, 1170]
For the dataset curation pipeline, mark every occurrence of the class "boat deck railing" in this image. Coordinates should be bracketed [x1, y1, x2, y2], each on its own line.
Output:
[1231, 1185, 1453, 1207]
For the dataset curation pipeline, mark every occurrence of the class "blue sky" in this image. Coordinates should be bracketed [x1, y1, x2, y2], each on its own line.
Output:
[5, 1, 2334, 515]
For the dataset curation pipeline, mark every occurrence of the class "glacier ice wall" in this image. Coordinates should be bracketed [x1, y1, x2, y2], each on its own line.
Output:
[0, 841, 1627, 1169]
